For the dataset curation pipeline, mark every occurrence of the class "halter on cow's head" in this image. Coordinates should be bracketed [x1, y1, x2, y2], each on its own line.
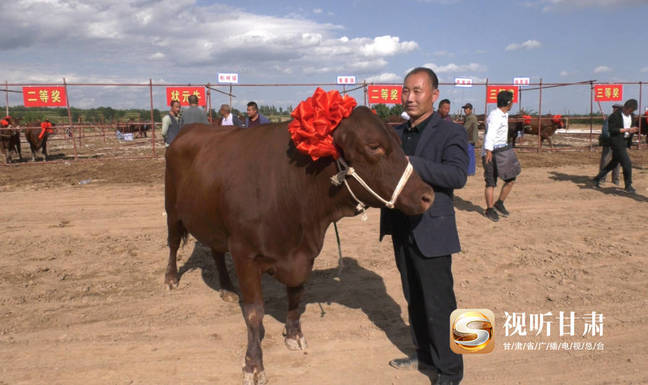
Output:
[288, 88, 433, 216]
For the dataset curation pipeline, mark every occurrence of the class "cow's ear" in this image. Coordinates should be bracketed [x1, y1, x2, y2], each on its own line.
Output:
[333, 120, 349, 148]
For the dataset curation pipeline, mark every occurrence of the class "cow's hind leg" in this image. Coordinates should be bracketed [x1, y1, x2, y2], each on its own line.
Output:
[165, 219, 186, 289]
[211, 249, 239, 302]
[284, 284, 307, 351]
[233, 251, 267, 385]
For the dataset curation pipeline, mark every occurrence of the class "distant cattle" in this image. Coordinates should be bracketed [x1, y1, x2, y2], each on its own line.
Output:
[164, 106, 433, 384]
[24, 121, 55, 161]
[0, 117, 22, 164]
[120, 121, 151, 138]
[508, 115, 566, 148]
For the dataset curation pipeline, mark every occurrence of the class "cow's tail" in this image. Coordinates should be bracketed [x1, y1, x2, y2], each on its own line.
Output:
[179, 223, 189, 247]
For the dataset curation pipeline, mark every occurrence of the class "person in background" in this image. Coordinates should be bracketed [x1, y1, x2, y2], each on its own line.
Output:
[181, 94, 208, 126]
[161, 100, 182, 147]
[219, 104, 242, 127]
[462, 103, 478, 176]
[437, 99, 451, 121]
[245, 101, 270, 127]
[593, 99, 639, 194]
[597, 104, 622, 185]
[482, 91, 516, 222]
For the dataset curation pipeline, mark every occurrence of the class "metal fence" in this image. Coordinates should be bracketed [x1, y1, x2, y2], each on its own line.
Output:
[2, 79, 646, 166]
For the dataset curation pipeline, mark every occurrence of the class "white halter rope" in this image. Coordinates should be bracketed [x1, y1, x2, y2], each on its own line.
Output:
[330, 157, 414, 215]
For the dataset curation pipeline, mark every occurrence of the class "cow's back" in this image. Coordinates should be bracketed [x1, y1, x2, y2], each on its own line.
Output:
[165, 123, 323, 254]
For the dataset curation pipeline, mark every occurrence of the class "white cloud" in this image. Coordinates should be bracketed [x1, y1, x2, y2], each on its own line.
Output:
[0, 1, 418, 85]
[640, 67, 648, 73]
[313, 8, 323, 14]
[593, 65, 612, 73]
[537, 0, 647, 11]
[420, 62, 487, 74]
[365, 73, 402, 83]
[505, 40, 542, 51]
[560, 70, 569, 76]
[432, 50, 454, 57]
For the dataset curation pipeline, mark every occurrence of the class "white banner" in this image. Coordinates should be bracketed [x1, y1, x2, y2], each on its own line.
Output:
[455, 78, 473, 88]
[218, 73, 239, 83]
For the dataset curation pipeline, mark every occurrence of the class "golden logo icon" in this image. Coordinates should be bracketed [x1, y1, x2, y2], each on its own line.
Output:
[450, 309, 495, 354]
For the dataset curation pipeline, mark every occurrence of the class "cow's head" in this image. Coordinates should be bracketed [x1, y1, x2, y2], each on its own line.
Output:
[332, 106, 434, 215]
[552, 115, 565, 128]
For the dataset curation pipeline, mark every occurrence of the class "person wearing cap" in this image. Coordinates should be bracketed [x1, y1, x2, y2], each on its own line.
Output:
[181, 94, 209, 126]
[482, 91, 518, 222]
[462, 103, 478, 176]
[597, 104, 623, 185]
[593, 99, 639, 193]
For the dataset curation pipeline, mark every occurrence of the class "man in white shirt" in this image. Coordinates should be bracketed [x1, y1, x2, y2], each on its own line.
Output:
[482, 91, 516, 222]
[219, 104, 242, 127]
[161, 100, 182, 147]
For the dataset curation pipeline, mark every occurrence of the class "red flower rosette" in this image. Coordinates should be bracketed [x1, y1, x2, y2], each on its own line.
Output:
[288, 87, 357, 161]
[551, 115, 562, 125]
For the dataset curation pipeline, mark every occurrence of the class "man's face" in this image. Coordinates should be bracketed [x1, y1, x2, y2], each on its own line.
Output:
[439, 103, 450, 118]
[463, 107, 472, 116]
[171, 102, 180, 115]
[247, 106, 258, 119]
[622, 106, 636, 115]
[220, 107, 229, 117]
[401, 72, 439, 121]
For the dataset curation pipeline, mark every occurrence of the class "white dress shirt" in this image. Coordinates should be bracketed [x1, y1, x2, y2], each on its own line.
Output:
[221, 113, 234, 126]
[482, 107, 509, 155]
[622, 112, 631, 138]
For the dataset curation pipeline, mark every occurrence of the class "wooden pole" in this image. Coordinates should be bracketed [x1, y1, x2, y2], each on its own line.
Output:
[149, 79, 156, 158]
[589, 81, 594, 151]
[5, 81, 8, 117]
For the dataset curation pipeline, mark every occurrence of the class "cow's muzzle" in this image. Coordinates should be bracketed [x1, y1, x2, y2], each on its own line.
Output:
[330, 157, 413, 214]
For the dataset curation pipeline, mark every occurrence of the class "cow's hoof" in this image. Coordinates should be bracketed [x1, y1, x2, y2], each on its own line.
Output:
[242, 370, 267, 385]
[164, 275, 179, 290]
[220, 289, 239, 303]
[285, 335, 307, 351]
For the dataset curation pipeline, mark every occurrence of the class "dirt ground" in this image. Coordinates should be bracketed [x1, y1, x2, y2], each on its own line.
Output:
[1, 151, 647, 385]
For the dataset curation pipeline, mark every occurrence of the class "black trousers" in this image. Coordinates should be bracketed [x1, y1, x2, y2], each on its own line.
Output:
[392, 233, 463, 379]
[596, 143, 632, 187]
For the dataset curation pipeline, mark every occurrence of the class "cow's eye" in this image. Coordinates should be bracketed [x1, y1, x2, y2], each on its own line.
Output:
[368, 143, 381, 151]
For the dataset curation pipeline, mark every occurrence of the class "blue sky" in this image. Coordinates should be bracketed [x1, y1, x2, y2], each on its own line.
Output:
[1, 0, 647, 114]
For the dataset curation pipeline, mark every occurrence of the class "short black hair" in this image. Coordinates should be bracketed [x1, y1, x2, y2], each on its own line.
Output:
[188, 95, 199, 105]
[247, 101, 258, 111]
[404, 67, 439, 90]
[624, 99, 638, 110]
[439, 99, 450, 107]
[170, 100, 180, 107]
[497, 91, 514, 108]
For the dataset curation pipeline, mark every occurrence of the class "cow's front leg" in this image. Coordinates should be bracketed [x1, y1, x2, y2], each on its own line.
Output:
[42, 140, 48, 161]
[284, 284, 307, 350]
[234, 255, 267, 385]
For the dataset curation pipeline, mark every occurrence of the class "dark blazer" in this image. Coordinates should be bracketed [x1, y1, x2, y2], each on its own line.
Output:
[607, 109, 634, 148]
[380, 113, 469, 257]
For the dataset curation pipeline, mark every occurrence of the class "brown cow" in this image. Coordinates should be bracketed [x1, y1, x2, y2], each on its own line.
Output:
[164, 106, 434, 384]
[0, 117, 22, 164]
[24, 121, 55, 161]
[508, 115, 566, 147]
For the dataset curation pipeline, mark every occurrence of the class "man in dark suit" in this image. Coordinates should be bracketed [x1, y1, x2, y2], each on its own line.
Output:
[593, 99, 639, 193]
[380, 67, 468, 385]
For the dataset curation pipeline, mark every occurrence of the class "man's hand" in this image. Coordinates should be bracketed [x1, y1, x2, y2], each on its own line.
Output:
[629, 126, 639, 133]
[485, 150, 492, 163]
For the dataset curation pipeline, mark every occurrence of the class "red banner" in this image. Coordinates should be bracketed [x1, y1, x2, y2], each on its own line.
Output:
[368, 85, 402, 104]
[486, 85, 519, 104]
[166, 87, 206, 106]
[594, 84, 623, 102]
[22, 87, 67, 107]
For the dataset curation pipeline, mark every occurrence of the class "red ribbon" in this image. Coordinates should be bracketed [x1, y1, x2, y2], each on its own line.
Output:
[0, 119, 8, 127]
[39, 121, 53, 139]
[522, 115, 531, 125]
[551, 115, 562, 125]
[288, 88, 357, 161]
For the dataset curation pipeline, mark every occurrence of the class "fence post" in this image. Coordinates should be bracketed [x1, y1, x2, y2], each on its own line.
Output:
[639, 81, 643, 150]
[63, 77, 78, 160]
[149, 79, 156, 158]
[589, 81, 594, 151]
[5, 81, 8, 117]
[537, 78, 543, 152]
[363, 81, 367, 106]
